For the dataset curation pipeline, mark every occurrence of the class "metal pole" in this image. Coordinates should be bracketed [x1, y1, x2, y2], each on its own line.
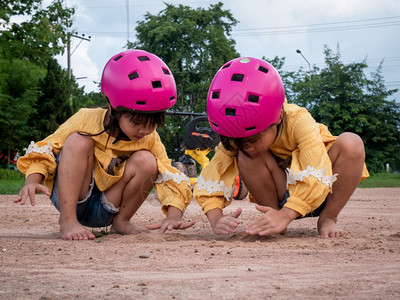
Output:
[68, 33, 91, 80]
[296, 49, 311, 95]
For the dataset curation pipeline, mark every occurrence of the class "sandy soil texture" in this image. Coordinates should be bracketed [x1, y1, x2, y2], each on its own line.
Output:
[1, 188, 400, 299]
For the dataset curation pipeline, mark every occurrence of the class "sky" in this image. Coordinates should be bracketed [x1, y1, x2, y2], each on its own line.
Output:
[53, 0, 400, 100]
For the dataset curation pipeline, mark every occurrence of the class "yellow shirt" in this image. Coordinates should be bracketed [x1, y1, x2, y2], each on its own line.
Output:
[193, 102, 369, 216]
[17, 108, 192, 214]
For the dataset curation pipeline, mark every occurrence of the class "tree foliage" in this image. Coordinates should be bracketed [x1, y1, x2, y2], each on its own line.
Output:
[284, 45, 400, 172]
[0, 0, 77, 166]
[0, 0, 74, 66]
[128, 2, 239, 160]
[29, 58, 76, 141]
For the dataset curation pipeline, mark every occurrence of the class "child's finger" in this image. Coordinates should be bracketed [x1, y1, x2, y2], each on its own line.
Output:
[230, 207, 242, 218]
[19, 189, 29, 205]
[145, 222, 162, 230]
[39, 185, 51, 197]
[28, 188, 36, 206]
[255, 204, 270, 213]
[13, 194, 22, 203]
[180, 220, 195, 229]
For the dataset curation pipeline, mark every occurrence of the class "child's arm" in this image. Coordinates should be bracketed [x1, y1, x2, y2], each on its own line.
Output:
[206, 207, 242, 235]
[13, 173, 50, 206]
[146, 206, 195, 233]
[193, 144, 239, 235]
[245, 205, 300, 236]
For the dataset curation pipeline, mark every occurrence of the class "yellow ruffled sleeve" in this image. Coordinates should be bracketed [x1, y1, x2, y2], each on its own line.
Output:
[151, 133, 192, 214]
[283, 110, 337, 217]
[17, 141, 58, 183]
[193, 143, 238, 214]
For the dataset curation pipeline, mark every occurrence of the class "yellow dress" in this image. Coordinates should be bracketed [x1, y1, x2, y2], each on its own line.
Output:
[193, 102, 369, 217]
[17, 108, 192, 214]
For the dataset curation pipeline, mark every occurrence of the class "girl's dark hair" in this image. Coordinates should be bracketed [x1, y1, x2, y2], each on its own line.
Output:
[220, 121, 283, 157]
[80, 106, 165, 140]
[219, 134, 261, 157]
[107, 107, 166, 132]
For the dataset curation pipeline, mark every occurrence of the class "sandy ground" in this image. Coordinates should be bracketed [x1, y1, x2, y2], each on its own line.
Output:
[0, 188, 399, 299]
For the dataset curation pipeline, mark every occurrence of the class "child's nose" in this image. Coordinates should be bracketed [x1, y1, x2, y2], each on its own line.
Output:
[139, 126, 151, 135]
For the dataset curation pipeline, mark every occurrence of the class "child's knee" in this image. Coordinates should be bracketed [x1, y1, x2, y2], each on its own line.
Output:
[63, 133, 94, 153]
[127, 150, 157, 176]
[340, 133, 365, 160]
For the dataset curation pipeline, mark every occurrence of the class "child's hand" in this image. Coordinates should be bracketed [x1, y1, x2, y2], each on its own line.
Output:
[146, 206, 195, 233]
[208, 207, 242, 235]
[13, 183, 50, 206]
[245, 205, 299, 236]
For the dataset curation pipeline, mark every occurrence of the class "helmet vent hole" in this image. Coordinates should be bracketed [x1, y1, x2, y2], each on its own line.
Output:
[162, 68, 171, 75]
[211, 122, 219, 128]
[211, 91, 220, 99]
[170, 96, 175, 101]
[231, 74, 244, 82]
[248, 94, 259, 103]
[225, 108, 236, 116]
[138, 56, 150, 61]
[258, 66, 269, 74]
[136, 101, 146, 105]
[222, 63, 231, 69]
[128, 71, 139, 80]
[114, 55, 123, 61]
[152, 81, 162, 88]
[246, 126, 256, 131]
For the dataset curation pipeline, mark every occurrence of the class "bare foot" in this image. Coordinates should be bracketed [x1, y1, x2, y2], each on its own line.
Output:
[59, 218, 95, 240]
[317, 216, 343, 238]
[110, 219, 150, 235]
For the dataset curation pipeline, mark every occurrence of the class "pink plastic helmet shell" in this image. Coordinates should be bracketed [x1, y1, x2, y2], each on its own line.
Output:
[207, 57, 285, 138]
[101, 49, 177, 112]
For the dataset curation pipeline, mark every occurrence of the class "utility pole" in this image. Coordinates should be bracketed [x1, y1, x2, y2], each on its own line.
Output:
[67, 32, 91, 80]
[126, 0, 130, 42]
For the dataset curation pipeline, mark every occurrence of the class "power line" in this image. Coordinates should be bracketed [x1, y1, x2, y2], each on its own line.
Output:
[232, 19, 400, 37]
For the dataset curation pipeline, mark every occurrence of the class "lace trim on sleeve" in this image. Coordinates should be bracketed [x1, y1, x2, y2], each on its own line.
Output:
[195, 175, 235, 202]
[155, 170, 191, 186]
[285, 166, 338, 192]
[25, 141, 55, 159]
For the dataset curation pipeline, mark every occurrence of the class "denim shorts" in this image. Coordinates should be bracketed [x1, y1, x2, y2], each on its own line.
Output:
[279, 191, 327, 218]
[50, 152, 119, 228]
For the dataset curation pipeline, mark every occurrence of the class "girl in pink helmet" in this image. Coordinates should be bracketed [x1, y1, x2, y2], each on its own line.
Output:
[194, 57, 369, 238]
[14, 50, 194, 240]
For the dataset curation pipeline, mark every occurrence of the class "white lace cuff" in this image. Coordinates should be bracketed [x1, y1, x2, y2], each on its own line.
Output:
[24, 141, 55, 159]
[155, 170, 190, 186]
[285, 166, 338, 192]
[195, 175, 235, 202]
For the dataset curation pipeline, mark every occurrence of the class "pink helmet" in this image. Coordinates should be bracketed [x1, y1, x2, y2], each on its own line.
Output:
[101, 49, 177, 112]
[207, 57, 285, 138]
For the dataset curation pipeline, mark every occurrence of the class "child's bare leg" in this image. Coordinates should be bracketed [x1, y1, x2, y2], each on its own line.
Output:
[57, 133, 95, 240]
[318, 133, 365, 237]
[238, 150, 286, 208]
[106, 150, 158, 235]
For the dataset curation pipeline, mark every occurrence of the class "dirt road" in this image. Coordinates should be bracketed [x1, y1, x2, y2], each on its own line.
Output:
[1, 188, 399, 299]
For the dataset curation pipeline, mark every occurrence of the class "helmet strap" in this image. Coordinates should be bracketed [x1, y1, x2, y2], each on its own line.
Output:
[112, 129, 129, 144]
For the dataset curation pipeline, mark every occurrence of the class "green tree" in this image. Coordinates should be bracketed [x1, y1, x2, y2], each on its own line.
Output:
[0, 59, 43, 167]
[287, 45, 400, 172]
[0, 0, 77, 159]
[0, 0, 74, 67]
[29, 58, 75, 140]
[129, 2, 239, 159]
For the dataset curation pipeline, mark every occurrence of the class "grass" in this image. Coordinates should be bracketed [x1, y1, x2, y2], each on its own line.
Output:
[0, 169, 399, 195]
[357, 172, 400, 188]
[0, 169, 25, 195]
